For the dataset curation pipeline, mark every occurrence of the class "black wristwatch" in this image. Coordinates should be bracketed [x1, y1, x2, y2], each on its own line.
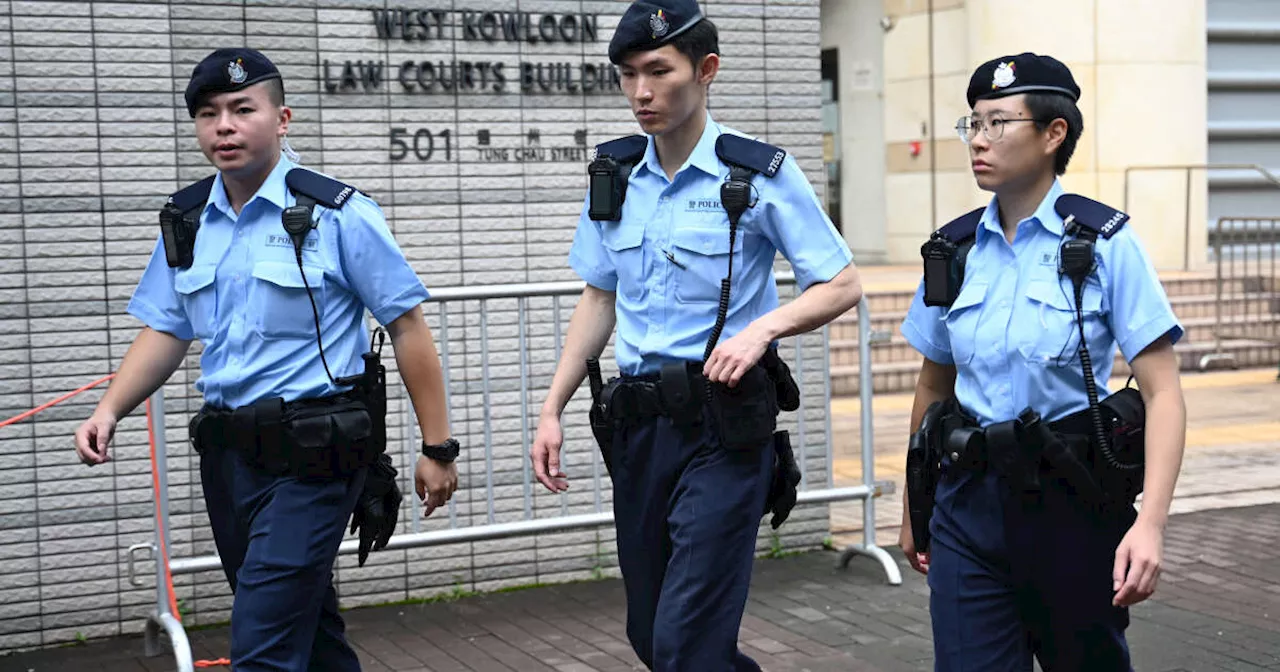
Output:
[421, 437, 460, 463]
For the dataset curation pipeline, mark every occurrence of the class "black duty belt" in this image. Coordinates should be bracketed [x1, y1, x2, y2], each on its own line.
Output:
[943, 401, 1134, 507]
[610, 361, 706, 427]
[190, 391, 379, 479]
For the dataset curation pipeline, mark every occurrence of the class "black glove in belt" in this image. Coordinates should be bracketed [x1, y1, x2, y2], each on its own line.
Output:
[348, 453, 402, 567]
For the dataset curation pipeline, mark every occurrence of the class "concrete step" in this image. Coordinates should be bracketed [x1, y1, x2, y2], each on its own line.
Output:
[833, 340, 1280, 395]
[830, 291, 1280, 339]
[830, 335, 1279, 395]
[830, 359, 922, 396]
[823, 269, 1279, 394]
[1170, 292, 1280, 320]
[833, 272, 1261, 321]
[829, 312, 1280, 356]
[830, 286, 1280, 342]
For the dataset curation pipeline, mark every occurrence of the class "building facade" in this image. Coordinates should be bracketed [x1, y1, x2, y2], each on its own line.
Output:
[822, 0, 1215, 271]
[0, 0, 835, 651]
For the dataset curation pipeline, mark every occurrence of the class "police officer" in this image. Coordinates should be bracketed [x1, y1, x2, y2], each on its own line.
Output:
[73, 48, 461, 670]
[898, 53, 1188, 670]
[529, 2, 862, 669]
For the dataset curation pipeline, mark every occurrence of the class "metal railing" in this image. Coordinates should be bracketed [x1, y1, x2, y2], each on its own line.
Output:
[1202, 218, 1280, 372]
[127, 273, 901, 671]
[1122, 163, 1280, 271]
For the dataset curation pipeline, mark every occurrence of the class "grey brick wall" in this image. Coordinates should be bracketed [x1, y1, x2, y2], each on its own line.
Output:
[0, 0, 833, 652]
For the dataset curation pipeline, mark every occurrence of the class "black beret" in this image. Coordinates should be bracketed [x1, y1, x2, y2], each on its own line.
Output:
[966, 52, 1080, 109]
[184, 48, 282, 117]
[608, 0, 704, 64]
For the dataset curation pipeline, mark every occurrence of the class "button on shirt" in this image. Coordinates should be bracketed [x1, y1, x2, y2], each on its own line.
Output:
[128, 156, 429, 408]
[569, 113, 854, 376]
[900, 179, 1183, 426]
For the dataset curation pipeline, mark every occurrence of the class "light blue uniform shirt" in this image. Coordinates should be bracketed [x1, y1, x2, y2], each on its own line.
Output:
[569, 113, 853, 376]
[900, 179, 1183, 427]
[128, 156, 430, 409]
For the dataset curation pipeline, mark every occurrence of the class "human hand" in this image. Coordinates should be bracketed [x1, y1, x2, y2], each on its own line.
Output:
[74, 410, 118, 466]
[530, 414, 569, 493]
[414, 454, 458, 517]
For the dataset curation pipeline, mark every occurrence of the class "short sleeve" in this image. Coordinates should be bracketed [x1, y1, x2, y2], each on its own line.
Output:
[1100, 227, 1184, 362]
[336, 193, 430, 326]
[757, 155, 853, 290]
[900, 277, 954, 365]
[126, 234, 195, 341]
[567, 194, 618, 291]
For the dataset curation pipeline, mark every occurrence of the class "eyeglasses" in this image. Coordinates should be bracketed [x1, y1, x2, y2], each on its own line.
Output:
[955, 115, 1046, 144]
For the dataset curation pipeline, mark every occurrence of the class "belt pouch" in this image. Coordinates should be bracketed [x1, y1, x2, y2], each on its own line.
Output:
[707, 364, 777, 451]
[247, 397, 288, 474]
[985, 420, 1038, 491]
[283, 397, 374, 479]
[659, 362, 700, 428]
[188, 409, 210, 455]
[759, 346, 801, 412]
[1031, 422, 1107, 507]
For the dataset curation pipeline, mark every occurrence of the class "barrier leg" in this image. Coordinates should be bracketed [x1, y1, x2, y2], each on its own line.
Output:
[835, 302, 903, 585]
[144, 388, 196, 671]
[153, 612, 195, 672]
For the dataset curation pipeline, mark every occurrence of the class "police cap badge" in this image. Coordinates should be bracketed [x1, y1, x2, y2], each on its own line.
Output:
[184, 47, 282, 118]
[608, 0, 705, 64]
[966, 52, 1080, 108]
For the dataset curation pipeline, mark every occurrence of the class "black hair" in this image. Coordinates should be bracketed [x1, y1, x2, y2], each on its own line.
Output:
[262, 77, 285, 108]
[668, 18, 720, 70]
[1025, 92, 1082, 175]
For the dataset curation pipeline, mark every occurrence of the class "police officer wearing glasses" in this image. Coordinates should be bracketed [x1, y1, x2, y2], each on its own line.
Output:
[899, 53, 1188, 670]
[74, 48, 460, 670]
[528, 1, 863, 669]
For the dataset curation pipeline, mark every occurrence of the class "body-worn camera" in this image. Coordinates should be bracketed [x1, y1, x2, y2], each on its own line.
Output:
[921, 233, 962, 307]
[160, 202, 198, 269]
[588, 155, 627, 221]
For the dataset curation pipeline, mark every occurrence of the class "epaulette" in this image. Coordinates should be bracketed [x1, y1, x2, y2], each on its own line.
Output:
[593, 134, 647, 164]
[714, 134, 786, 178]
[934, 207, 985, 244]
[168, 175, 216, 216]
[1054, 194, 1128, 239]
[285, 167, 360, 209]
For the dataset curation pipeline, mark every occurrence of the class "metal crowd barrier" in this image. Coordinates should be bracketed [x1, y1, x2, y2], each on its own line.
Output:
[1202, 217, 1280, 373]
[128, 273, 901, 671]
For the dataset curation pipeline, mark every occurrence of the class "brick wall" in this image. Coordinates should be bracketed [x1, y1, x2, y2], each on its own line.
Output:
[0, 0, 831, 651]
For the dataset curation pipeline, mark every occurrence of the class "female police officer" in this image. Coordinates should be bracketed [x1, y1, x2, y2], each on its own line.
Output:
[529, 1, 862, 669]
[74, 48, 459, 670]
[898, 53, 1187, 670]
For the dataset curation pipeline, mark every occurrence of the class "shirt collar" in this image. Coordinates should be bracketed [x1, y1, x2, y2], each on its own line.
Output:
[206, 154, 294, 220]
[636, 111, 723, 180]
[977, 178, 1067, 239]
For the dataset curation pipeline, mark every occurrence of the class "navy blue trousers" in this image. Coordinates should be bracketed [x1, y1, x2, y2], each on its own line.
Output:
[928, 459, 1138, 671]
[609, 409, 775, 671]
[200, 445, 366, 671]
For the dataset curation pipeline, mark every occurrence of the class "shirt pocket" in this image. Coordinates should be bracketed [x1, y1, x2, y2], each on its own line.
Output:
[249, 260, 327, 340]
[943, 281, 988, 367]
[173, 264, 217, 341]
[1018, 278, 1106, 365]
[670, 226, 742, 304]
[600, 223, 645, 301]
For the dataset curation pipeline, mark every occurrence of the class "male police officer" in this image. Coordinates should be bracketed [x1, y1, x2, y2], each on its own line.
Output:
[899, 54, 1186, 670]
[529, 2, 863, 669]
[74, 48, 461, 670]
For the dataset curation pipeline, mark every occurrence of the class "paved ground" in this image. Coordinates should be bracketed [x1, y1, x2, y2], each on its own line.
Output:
[5, 502, 1280, 671]
[4, 367, 1278, 672]
[829, 367, 1280, 547]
